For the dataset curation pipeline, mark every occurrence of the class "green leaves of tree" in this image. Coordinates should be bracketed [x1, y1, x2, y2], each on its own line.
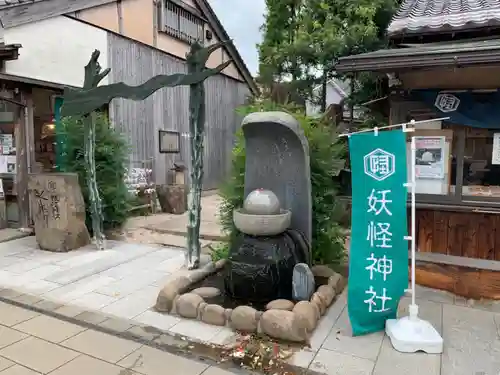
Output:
[59, 114, 132, 232]
[219, 99, 348, 265]
[258, 0, 400, 107]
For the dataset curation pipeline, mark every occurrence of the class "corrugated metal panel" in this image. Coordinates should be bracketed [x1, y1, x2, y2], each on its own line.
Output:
[107, 33, 250, 189]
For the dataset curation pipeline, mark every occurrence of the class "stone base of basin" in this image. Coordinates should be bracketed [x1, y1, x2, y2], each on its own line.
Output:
[233, 208, 291, 236]
[155, 262, 346, 343]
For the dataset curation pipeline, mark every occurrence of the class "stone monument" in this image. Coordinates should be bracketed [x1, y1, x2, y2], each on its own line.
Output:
[241, 112, 312, 246]
[28, 173, 90, 252]
[224, 112, 313, 304]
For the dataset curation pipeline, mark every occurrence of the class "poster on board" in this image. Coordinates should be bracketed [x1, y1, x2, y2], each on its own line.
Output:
[414, 136, 445, 179]
[0, 156, 7, 174]
[0, 134, 12, 155]
[6, 156, 15, 174]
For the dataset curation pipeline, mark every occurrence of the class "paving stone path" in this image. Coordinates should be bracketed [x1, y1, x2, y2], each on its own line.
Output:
[0, 300, 242, 375]
[0, 235, 499, 375]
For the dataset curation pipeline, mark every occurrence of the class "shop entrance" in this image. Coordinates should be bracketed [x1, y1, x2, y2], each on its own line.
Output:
[0, 86, 60, 229]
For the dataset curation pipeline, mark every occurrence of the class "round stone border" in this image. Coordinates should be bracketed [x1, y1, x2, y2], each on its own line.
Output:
[155, 262, 346, 343]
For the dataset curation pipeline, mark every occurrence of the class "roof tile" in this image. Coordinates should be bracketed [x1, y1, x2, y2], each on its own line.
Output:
[388, 0, 500, 36]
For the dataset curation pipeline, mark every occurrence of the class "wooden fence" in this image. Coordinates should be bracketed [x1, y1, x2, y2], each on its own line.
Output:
[107, 33, 250, 190]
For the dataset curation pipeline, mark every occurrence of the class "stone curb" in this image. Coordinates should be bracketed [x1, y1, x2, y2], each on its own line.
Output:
[0, 287, 327, 375]
[157, 261, 347, 345]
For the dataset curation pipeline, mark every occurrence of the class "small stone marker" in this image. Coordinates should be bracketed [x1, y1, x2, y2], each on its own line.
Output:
[292, 263, 315, 301]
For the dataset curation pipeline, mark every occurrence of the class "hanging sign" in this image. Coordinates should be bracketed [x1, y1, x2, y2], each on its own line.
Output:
[412, 89, 500, 129]
[347, 129, 409, 336]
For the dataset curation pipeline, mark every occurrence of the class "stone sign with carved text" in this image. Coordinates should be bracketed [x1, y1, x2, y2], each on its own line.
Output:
[28, 173, 90, 252]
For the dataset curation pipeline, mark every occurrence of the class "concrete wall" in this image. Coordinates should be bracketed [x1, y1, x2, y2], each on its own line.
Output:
[306, 83, 345, 117]
[3, 16, 109, 87]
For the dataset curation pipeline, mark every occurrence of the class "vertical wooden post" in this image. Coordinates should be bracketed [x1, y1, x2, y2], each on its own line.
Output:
[15, 90, 32, 231]
[54, 96, 64, 171]
[0, 178, 7, 229]
[152, 0, 158, 46]
[117, 0, 124, 34]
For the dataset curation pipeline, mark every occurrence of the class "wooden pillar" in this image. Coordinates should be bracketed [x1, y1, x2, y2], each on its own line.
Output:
[15, 90, 33, 230]
[0, 173, 6, 229]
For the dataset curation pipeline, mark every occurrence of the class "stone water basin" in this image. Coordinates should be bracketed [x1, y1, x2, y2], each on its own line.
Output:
[233, 208, 291, 236]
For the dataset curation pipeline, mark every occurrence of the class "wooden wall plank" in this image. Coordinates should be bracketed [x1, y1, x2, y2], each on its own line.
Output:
[476, 214, 495, 259]
[416, 209, 500, 260]
[446, 213, 465, 256]
[107, 33, 250, 189]
[461, 215, 478, 258]
[416, 210, 433, 252]
[415, 260, 500, 300]
[432, 211, 448, 254]
[0, 0, 116, 29]
[494, 216, 500, 261]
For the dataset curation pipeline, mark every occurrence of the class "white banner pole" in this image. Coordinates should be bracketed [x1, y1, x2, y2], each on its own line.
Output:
[385, 121, 443, 354]
[342, 117, 447, 353]
[338, 117, 450, 138]
[409, 135, 418, 317]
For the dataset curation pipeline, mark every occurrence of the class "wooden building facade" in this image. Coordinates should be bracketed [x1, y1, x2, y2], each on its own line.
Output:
[337, 0, 500, 299]
[0, 0, 255, 229]
[108, 33, 250, 189]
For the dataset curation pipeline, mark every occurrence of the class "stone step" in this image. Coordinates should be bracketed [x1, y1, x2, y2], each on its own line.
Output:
[137, 232, 218, 252]
[0, 229, 31, 244]
[145, 221, 225, 241]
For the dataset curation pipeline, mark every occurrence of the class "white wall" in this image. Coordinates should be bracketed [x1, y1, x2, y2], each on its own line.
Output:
[3, 16, 108, 87]
[306, 83, 345, 117]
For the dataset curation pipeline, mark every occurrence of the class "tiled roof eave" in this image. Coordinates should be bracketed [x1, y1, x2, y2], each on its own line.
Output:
[335, 43, 500, 73]
[388, 3, 500, 36]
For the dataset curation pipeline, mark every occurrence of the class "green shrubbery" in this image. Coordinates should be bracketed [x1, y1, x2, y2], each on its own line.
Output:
[59, 113, 132, 233]
[219, 100, 348, 265]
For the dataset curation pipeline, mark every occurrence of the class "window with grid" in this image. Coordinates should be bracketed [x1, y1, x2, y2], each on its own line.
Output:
[162, 0, 205, 44]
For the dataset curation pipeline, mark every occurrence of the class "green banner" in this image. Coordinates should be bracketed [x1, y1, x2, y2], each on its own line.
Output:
[347, 129, 408, 336]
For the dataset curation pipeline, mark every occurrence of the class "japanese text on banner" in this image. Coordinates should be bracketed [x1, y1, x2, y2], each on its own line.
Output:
[347, 130, 408, 336]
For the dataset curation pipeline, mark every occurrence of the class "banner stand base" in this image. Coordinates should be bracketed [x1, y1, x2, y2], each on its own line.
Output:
[386, 311, 443, 354]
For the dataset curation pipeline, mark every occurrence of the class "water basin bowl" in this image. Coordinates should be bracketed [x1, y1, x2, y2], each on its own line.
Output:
[233, 208, 291, 236]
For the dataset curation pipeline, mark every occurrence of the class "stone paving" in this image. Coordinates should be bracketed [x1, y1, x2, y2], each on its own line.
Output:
[119, 194, 224, 249]
[127, 194, 225, 241]
[0, 300, 239, 375]
[0, 237, 239, 345]
[0, 236, 498, 374]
